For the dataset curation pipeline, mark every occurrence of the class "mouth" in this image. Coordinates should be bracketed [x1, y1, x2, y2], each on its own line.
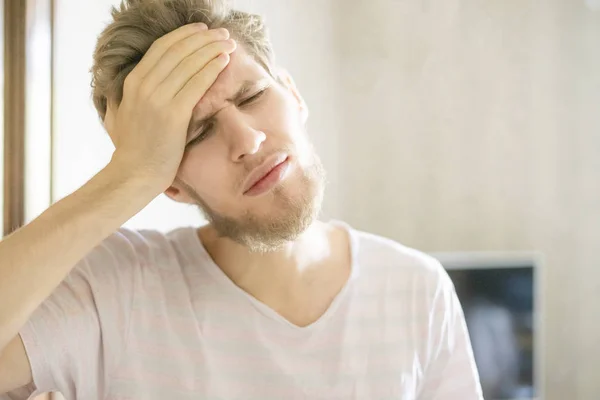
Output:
[243, 153, 291, 197]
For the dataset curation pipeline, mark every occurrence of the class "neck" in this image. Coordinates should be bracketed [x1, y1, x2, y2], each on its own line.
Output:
[198, 220, 346, 298]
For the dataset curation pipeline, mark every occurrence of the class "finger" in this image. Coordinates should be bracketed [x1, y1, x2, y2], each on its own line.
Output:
[132, 23, 208, 80]
[142, 28, 231, 92]
[158, 39, 236, 100]
[174, 52, 231, 111]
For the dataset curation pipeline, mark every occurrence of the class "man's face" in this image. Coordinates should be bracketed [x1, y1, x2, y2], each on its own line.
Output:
[168, 45, 325, 252]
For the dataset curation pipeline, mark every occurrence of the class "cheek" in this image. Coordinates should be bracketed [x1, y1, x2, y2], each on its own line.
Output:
[179, 152, 226, 197]
[260, 99, 305, 142]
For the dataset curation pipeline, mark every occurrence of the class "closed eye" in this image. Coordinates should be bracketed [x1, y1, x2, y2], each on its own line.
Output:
[239, 88, 267, 107]
[187, 124, 213, 148]
[186, 87, 268, 149]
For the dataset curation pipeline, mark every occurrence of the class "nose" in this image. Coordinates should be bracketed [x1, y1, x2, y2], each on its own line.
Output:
[223, 111, 266, 162]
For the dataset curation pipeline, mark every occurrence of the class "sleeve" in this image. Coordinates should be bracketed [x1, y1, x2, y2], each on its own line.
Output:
[417, 263, 484, 400]
[1, 231, 139, 400]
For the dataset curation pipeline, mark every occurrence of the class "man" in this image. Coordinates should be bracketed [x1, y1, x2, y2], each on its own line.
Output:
[0, 0, 483, 398]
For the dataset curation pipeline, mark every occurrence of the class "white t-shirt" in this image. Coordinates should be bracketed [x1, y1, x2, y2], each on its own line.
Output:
[4, 221, 483, 400]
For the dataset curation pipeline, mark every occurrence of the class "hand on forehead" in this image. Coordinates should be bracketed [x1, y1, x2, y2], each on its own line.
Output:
[192, 45, 263, 114]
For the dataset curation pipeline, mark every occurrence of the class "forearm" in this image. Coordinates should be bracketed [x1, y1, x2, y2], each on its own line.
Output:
[0, 160, 160, 351]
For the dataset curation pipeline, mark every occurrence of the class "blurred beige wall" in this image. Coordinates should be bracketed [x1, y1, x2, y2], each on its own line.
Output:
[334, 0, 600, 398]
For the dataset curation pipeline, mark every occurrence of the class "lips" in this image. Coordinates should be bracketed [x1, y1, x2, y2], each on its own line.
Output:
[242, 153, 289, 194]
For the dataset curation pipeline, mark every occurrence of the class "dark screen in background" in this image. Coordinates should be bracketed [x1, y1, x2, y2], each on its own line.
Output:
[446, 267, 535, 400]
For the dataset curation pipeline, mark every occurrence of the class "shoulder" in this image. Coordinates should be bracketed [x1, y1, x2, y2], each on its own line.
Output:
[337, 221, 454, 305]
[69, 226, 197, 283]
[349, 224, 447, 283]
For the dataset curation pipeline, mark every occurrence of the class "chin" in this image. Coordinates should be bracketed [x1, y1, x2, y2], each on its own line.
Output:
[205, 161, 325, 252]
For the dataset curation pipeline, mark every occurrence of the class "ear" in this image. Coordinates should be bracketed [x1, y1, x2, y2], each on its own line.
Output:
[164, 177, 197, 205]
[277, 68, 309, 122]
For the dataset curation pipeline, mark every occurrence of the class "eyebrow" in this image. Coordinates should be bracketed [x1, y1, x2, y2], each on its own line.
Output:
[186, 78, 270, 140]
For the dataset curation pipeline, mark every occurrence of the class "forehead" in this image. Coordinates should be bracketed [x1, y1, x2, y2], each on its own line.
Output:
[193, 45, 271, 114]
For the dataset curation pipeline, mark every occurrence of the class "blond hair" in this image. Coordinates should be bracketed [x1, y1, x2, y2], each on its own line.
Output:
[91, 0, 275, 120]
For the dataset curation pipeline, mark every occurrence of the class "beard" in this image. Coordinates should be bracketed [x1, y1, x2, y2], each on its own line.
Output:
[178, 153, 326, 253]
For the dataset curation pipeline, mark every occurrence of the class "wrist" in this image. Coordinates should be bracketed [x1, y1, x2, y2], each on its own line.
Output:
[107, 152, 171, 194]
[103, 157, 167, 202]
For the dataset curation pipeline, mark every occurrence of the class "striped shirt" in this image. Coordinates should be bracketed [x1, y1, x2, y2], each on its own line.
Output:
[3, 221, 482, 399]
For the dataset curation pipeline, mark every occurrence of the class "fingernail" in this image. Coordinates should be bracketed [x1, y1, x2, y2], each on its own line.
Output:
[196, 22, 208, 29]
[218, 28, 230, 38]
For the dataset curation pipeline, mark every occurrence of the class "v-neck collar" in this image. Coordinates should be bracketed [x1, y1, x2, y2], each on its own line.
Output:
[183, 220, 360, 333]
